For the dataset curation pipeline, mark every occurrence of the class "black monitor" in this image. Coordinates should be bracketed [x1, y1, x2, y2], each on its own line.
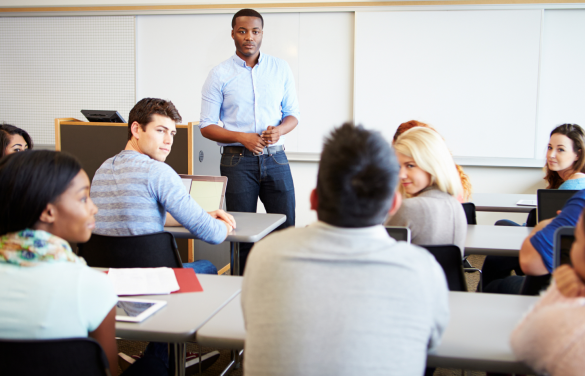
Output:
[554, 226, 575, 269]
[537, 189, 579, 222]
[81, 110, 126, 123]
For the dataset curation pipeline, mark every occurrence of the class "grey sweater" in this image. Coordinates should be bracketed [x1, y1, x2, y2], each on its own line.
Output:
[241, 221, 450, 376]
[386, 186, 467, 255]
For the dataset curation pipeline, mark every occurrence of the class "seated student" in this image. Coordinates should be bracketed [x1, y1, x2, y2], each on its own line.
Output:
[0, 150, 167, 376]
[544, 123, 585, 190]
[481, 124, 585, 291]
[483, 189, 585, 294]
[241, 123, 450, 376]
[393, 120, 472, 203]
[511, 208, 585, 376]
[90, 98, 236, 275]
[0, 123, 33, 157]
[385, 126, 467, 253]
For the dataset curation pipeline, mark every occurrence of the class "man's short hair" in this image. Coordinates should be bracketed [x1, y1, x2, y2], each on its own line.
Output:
[127, 98, 182, 140]
[232, 9, 264, 29]
[317, 122, 399, 228]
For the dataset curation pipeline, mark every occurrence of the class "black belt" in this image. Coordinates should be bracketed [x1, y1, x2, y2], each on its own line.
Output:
[222, 145, 284, 156]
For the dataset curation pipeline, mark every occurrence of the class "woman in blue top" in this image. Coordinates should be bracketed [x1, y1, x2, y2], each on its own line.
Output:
[545, 123, 585, 190]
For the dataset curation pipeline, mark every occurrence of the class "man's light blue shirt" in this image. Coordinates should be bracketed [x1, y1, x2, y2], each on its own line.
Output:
[200, 52, 300, 147]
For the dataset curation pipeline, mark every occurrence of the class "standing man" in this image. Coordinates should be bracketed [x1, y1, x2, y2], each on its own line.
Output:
[200, 8, 300, 272]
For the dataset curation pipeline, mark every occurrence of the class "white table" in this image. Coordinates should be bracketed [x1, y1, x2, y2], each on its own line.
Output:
[165, 212, 286, 275]
[464, 225, 531, 257]
[472, 193, 536, 213]
[427, 292, 537, 374]
[196, 292, 538, 374]
[115, 274, 243, 376]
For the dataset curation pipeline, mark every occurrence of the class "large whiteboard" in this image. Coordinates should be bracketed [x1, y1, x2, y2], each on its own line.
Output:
[136, 12, 354, 153]
[536, 10, 585, 159]
[355, 10, 543, 165]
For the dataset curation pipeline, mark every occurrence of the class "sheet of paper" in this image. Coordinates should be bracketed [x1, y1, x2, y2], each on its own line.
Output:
[181, 178, 192, 193]
[108, 267, 180, 296]
[516, 200, 537, 206]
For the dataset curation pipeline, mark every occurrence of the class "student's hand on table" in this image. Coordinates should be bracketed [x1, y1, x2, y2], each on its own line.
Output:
[208, 210, 236, 229]
[554, 264, 585, 298]
[261, 126, 281, 145]
[239, 133, 266, 154]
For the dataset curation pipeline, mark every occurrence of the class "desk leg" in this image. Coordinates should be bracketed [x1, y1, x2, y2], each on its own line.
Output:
[171, 343, 186, 376]
[219, 349, 243, 376]
[230, 242, 240, 276]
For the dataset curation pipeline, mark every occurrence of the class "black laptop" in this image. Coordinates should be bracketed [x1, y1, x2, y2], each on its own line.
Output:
[537, 189, 579, 222]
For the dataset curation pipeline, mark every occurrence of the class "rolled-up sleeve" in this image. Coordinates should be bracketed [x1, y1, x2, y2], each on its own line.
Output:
[280, 63, 300, 121]
[200, 70, 223, 129]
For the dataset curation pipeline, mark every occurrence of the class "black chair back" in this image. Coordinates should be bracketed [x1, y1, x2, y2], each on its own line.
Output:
[519, 274, 552, 296]
[462, 202, 477, 225]
[421, 244, 468, 292]
[526, 208, 537, 227]
[78, 231, 183, 268]
[0, 337, 110, 376]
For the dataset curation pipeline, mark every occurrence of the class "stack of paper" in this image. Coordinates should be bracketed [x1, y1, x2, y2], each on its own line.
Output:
[108, 267, 180, 296]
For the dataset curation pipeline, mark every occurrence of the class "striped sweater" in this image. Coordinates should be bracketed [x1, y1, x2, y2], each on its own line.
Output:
[90, 150, 226, 244]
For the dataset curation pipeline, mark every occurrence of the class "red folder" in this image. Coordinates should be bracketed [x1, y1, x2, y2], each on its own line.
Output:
[172, 268, 204, 294]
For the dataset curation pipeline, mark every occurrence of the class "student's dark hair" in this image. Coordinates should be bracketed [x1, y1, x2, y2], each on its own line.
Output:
[127, 98, 182, 140]
[0, 123, 34, 157]
[317, 122, 399, 228]
[232, 8, 264, 28]
[544, 123, 585, 189]
[0, 150, 82, 236]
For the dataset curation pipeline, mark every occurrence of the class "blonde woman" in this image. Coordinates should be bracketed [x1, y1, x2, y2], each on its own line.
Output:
[385, 127, 467, 253]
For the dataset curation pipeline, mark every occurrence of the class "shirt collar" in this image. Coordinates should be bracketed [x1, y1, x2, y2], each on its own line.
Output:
[232, 52, 263, 68]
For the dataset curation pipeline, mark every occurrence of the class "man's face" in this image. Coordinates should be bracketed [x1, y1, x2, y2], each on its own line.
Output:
[132, 114, 176, 162]
[231, 16, 263, 59]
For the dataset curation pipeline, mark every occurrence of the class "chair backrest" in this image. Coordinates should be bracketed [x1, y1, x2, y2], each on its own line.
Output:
[526, 208, 537, 227]
[385, 226, 411, 243]
[420, 244, 468, 292]
[0, 337, 110, 376]
[519, 274, 552, 296]
[461, 202, 477, 225]
[78, 231, 183, 268]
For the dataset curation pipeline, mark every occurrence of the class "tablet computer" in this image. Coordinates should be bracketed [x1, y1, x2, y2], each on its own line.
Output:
[115, 298, 167, 323]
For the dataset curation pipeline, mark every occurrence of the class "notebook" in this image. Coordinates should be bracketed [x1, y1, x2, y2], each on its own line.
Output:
[537, 189, 579, 222]
[179, 175, 228, 211]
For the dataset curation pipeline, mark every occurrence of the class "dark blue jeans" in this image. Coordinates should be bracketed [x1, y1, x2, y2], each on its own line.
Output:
[220, 149, 295, 272]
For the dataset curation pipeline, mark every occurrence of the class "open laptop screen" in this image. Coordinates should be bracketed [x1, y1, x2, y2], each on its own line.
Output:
[537, 189, 579, 222]
[179, 175, 228, 212]
[385, 226, 411, 243]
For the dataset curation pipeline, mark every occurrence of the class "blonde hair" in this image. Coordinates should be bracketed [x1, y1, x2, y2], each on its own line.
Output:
[394, 127, 462, 198]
